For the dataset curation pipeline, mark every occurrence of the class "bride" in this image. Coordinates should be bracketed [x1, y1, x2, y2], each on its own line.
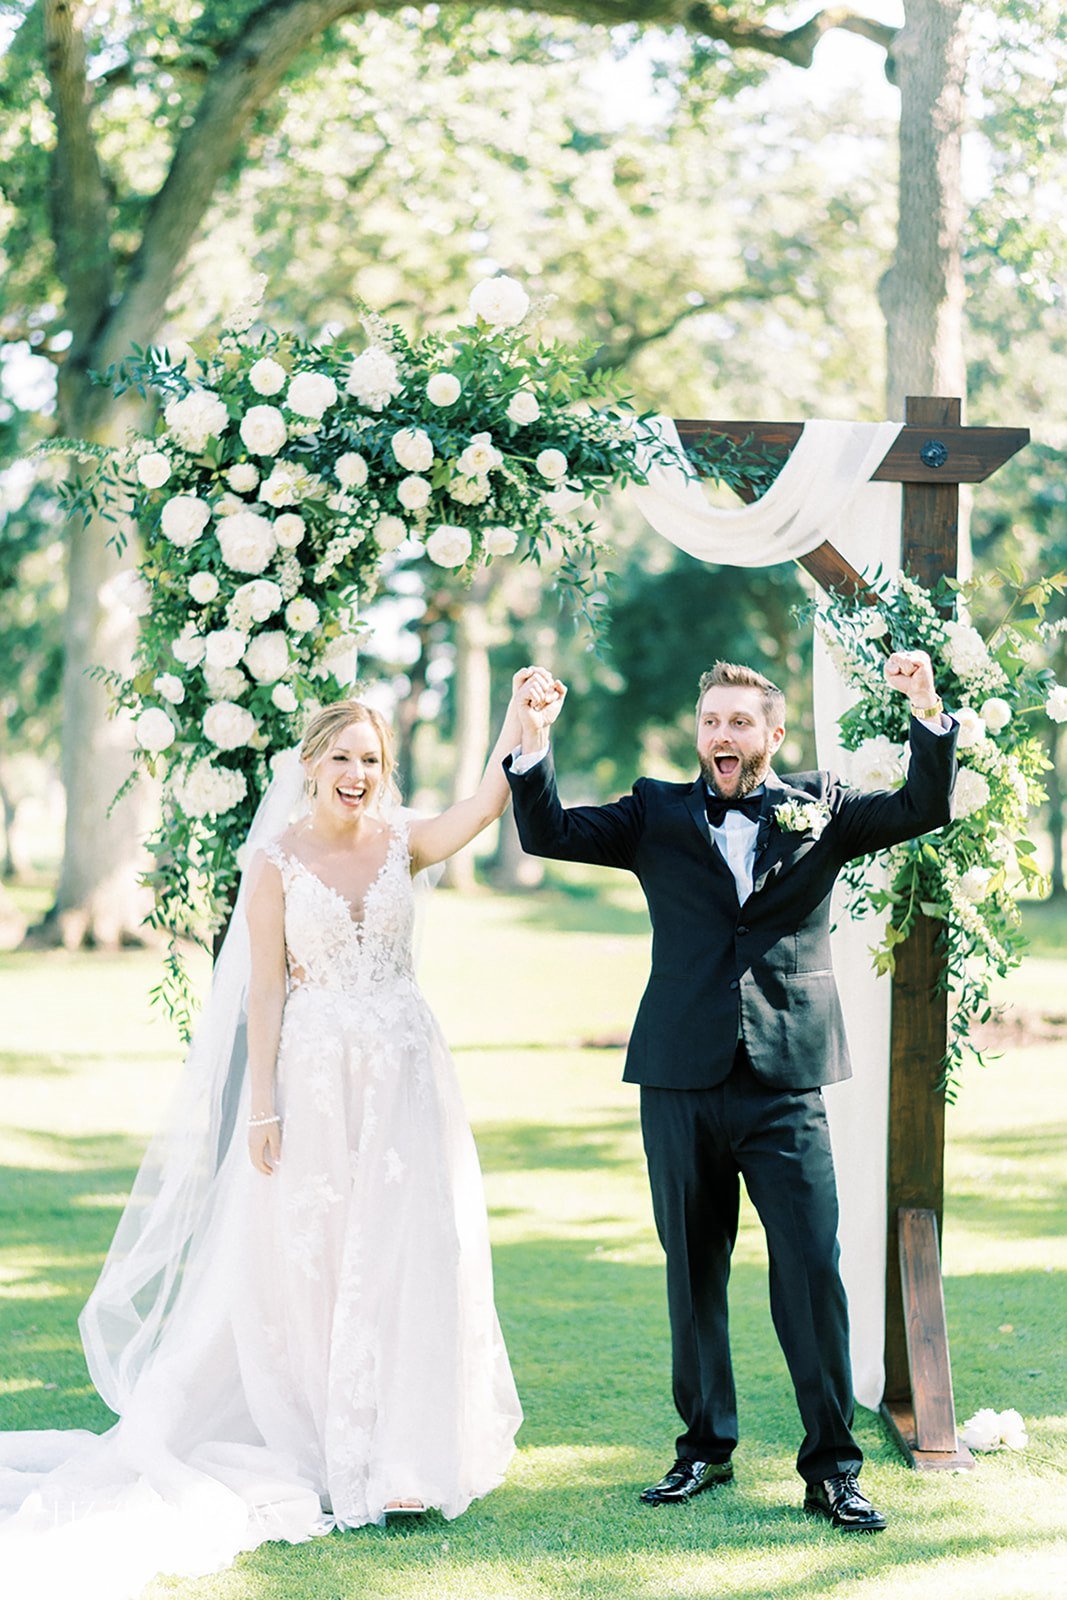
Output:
[0, 666, 561, 1598]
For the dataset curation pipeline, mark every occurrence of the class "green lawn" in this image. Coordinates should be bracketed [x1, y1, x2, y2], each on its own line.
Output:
[0, 878, 1064, 1599]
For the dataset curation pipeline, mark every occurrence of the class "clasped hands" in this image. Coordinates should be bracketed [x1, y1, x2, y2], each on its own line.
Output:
[512, 666, 567, 748]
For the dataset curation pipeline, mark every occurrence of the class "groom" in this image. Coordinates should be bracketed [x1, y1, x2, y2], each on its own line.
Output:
[506, 653, 957, 1532]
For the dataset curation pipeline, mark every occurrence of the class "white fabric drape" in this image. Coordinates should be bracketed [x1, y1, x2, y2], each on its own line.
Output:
[624, 415, 903, 1410]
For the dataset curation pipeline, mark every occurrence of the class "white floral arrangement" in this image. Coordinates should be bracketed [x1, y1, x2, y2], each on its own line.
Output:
[773, 798, 831, 838]
[959, 1406, 1029, 1452]
[68, 276, 673, 1030]
[815, 566, 1067, 1092]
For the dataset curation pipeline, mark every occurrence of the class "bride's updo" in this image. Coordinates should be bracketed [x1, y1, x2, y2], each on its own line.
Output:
[300, 699, 401, 811]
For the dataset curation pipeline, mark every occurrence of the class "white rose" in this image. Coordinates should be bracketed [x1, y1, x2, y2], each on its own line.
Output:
[346, 346, 403, 410]
[1045, 684, 1067, 723]
[274, 513, 306, 549]
[391, 427, 435, 473]
[153, 673, 185, 705]
[484, 524, 518, 557]
[135, 707, 176, 752]
[248, 357, 286, 396]
[943, 620, 990, 680]
[335, 452, 369, 489]
[243, 630, 290, 684]
[286, 370, 338, 419]
[232, 578, 282, 624]
[272, 683, 299, 713]
[448, 474, 490, 506]
[172, 622, 206, 667]
[226, 463, 259, 493]
[203, 700, 257, 751]
[214, 491, 246, 519]
[426, 523, 472, 568]
[259, 459, 317, 507]
[188, 571, 219, 604]
[397, 474, 432, 511]
[172, 758, 247, 819]
[312, 635, 359, 686]
[506, 390, 540, 425]
[204, 627, 248, 670]
[851, 735, 906, 792]
[284, 597, 320, 634]
[954, 767, 992, 818]
[954, 706, 987, 750]
[136, 451, 172, 489]
[239, 404, 287, 457]
[160, 494, 211, 548]
[468, 274, 530, 328]
[457, 431, 502, 477]
[163, 389, 229, 453]
[980, 696, 1012, 733]
[216, 509, 278, 573]
[536, 448, 568, 481]
[203, 665, 248, 701]
[374, 515, 407, 551]
[427, 373, 461, 406]
[861, 610, 889, 640]
[958, 865, 993, 902]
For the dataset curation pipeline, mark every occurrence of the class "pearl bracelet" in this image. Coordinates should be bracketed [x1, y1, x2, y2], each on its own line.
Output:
[248, 1113, 281, 1128]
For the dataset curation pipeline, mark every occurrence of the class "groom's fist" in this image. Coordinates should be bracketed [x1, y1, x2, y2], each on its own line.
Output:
[884, 648, 937, 708]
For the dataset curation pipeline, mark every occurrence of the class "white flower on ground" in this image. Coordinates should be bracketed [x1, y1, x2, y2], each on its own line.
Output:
[391, 427, 435, 473]
[981, 696, 1012, 733]
[172, 758, 247, 819]
[160, 495, 211, 548]
[188, 571, 219, 604]
[274, 513, 306, 549]
[259, 459, 319, 507]
[536, 448, 568, 481]
[272, 683, 299, 713]
[285, 597, 320, 633]
[448, 474, 490, 506]
[960, 1408, 1028, 1452]
[204, 627, 248, 671]
[135, 707, 176, 752]
[172, 622, 206, 667]
[136, 451, 172, 489]
[153, 674, 185, 705]
[426, 524, 472, 568]
[953, 706, 987, 750]
[954, 767, 992, 818]
[204, 665, 247, 701]
[335, 452, 368, 489]
[163, 390, 229, 453]
[216, 510, 277, 573]
[232, 579, 282, 624]
[346, 346, 403, 410]
[374, 515, 407, 551]
[861, 610, 889, 640]
[484, 524, 518, 557]
[226, 463, 260, 493]
[1045, 684, 1067, 723]
[203, 700, 257, 751]
[287, 371, 338, 419]
[958, 866, 993, 902]
[851, 735, 906, 792]
[243, 630, 290, 684]
[457, 432, 502, 477]
[239, 404, 287, 457]
[943, 620, 991, 679]
[506, 390, 540, 425]
[248, 357, 286, 396]
[427, 373, 461, 406]
[397, 474, 431, 511]
[468, 274, 530, 328]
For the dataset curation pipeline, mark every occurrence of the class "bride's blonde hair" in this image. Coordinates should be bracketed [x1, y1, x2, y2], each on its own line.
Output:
[300, 699, 401, 812]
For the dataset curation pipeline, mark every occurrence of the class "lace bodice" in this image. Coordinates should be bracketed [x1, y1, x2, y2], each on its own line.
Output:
[264, 824, 416, 993]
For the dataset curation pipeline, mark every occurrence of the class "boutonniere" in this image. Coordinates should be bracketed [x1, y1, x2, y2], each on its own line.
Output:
[773, 799, 831, 839]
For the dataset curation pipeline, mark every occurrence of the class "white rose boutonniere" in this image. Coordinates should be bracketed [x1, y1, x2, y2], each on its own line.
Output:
[773, 798, 831, 839]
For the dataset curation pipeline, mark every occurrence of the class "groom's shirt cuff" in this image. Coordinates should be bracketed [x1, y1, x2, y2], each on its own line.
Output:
[510, 744, 550, 775]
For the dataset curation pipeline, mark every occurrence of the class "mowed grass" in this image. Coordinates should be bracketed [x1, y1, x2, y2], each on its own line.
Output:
[0, 876, 1064, 1600]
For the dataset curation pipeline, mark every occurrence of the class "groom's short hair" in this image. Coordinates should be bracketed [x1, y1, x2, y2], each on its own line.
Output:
[696, 662, 786, 728]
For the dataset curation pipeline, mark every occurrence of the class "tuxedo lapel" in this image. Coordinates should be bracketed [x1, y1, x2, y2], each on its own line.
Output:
[751, 774, 818, 896]
[683, 782, 738, 893]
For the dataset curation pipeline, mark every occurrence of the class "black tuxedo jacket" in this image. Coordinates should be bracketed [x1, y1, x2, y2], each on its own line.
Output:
[506, 717, 958, 1091]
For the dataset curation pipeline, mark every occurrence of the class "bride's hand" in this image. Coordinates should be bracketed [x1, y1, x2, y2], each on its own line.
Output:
[248, 1117, 282, 1175]
[511, 666, 567, 731]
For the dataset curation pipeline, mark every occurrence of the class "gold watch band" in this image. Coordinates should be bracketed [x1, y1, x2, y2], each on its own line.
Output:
[911, 698, 944, 720]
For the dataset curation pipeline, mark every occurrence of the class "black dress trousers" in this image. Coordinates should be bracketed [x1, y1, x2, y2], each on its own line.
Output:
[639, 1043, 861, 1483]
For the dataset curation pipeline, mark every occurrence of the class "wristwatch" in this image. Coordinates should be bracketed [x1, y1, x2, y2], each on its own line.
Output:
[910, 697, 944, 720]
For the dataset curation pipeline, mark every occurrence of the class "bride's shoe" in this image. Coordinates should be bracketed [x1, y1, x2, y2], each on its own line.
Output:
[384, 1497, 426, 1518]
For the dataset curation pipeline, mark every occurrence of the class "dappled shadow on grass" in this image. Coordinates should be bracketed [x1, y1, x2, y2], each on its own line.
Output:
[475, 1114, 640, 1174]
[512, 880, 650, 939]
[949, 1123, 1067, 1240]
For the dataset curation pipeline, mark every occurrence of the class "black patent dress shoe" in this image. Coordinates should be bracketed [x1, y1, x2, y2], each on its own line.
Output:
[639, 1457, 734, 1504]
[803, 1471, 886, 1532]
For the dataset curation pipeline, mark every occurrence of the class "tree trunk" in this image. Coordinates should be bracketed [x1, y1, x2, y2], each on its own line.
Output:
[442, 580, 493, 891]
[491, 806, 546, 890]
[880, 0, 967, 417]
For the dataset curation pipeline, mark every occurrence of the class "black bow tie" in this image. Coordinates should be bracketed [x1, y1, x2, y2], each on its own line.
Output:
[705, 790, 763, 829]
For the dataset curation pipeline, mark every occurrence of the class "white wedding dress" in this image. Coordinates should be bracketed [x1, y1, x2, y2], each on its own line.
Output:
[0, 818, 521, 1599]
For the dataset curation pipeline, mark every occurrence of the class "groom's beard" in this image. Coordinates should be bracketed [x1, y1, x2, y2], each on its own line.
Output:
[700, 742, 772, 800]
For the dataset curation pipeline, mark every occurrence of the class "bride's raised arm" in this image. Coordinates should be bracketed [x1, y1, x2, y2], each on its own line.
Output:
[407, 666, 565, 873]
